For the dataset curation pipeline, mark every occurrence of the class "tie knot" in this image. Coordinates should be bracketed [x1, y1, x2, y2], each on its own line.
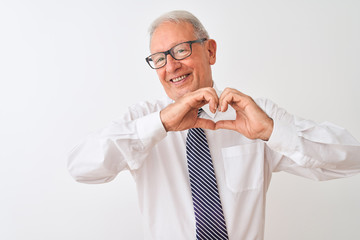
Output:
[197, 108, 203, 117]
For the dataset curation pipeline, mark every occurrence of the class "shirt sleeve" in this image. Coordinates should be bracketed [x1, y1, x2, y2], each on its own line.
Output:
[67, 101, 168, 184]
[258, 98, 360, 181]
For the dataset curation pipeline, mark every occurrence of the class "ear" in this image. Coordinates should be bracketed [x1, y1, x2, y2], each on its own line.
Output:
[206, 39, 217, 65]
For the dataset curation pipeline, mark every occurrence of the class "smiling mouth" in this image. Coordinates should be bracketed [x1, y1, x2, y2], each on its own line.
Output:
[171, 74, 189, 83]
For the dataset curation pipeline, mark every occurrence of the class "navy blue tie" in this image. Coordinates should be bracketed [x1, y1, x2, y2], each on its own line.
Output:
[186, 110, 229, 239]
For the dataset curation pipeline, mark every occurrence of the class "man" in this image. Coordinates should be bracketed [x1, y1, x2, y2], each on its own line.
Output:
[68, 10, 360, 239]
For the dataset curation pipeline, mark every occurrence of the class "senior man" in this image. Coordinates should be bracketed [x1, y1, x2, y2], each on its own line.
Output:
[68, 10, 360, 240]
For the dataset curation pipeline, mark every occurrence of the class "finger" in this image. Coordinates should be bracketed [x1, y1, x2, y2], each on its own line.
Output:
[193, 88, 219, 113]
[205, 88, 219, 113]
[218, 88, 239, 112]
[215, 120, 237, 131]
[194, 118, 216, 130]
[219, 92, 237, 112]
[218, 87, 231, 109]
[219, 90, 250, 112]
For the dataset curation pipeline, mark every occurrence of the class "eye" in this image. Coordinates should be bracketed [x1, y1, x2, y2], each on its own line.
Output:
[173, 44, 190, 57]
[151, 54, 166, 66]
[155, 58, 165, 65]
[176, 48, 185, 53]
[175, 47, 188, 55]
[155, 57, 165, 64]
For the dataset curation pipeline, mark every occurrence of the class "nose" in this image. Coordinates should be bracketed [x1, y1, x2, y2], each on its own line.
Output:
[165, 54, 181, 73]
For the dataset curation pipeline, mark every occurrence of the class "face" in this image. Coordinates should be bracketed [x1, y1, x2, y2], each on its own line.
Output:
[150, 21, 217, 100]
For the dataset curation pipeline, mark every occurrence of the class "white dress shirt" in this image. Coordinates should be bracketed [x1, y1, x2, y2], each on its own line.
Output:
[68, 90, 360, 240]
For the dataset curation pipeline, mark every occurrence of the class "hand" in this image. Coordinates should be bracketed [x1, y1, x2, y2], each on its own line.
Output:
[215, 88, 274, 141]
[160, 87, 218, 132]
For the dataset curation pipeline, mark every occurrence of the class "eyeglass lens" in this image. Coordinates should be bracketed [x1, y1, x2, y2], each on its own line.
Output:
[149, 42, 192, 69]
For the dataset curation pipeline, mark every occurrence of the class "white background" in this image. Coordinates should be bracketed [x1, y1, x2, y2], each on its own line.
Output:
[1, 0, 359, 239]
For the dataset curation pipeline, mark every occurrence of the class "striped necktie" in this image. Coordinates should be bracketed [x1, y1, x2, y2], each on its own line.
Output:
[186, 109, 229, 239]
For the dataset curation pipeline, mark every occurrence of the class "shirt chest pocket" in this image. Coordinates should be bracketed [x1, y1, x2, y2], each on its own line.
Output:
[221, 142, 265, 193]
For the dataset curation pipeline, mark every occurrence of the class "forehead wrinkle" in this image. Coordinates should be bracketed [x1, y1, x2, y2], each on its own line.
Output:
[150, 22, 196, 54]
[151, 40, 188, 54]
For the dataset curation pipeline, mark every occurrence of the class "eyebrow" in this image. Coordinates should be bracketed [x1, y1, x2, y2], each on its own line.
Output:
[151, 40, 188, 54]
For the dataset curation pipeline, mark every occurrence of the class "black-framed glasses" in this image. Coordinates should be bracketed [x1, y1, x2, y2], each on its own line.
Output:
[145, 38, 207, 69]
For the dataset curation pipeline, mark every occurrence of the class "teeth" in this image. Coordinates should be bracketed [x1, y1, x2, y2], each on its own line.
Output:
[172, 75, 187, 83]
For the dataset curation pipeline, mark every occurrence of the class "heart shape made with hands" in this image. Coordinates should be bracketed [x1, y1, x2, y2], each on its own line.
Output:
[196, 104, 273, 141]
[161, 87, 273, 141]
[195, 89, 273, 141]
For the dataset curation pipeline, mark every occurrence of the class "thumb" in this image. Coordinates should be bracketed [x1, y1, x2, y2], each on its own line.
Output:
[193, 118, 216, 130]
[215, 120, 237, 131]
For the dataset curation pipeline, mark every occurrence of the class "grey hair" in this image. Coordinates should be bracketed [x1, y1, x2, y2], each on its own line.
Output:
[149, 10, 209, 45]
